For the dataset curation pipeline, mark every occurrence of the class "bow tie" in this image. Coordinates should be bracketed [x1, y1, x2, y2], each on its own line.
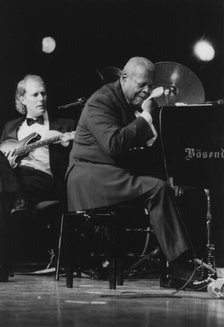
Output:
[26, 116, 44, 126]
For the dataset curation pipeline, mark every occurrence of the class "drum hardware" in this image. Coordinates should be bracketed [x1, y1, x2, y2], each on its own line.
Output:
[120, 208, 161, 277]
[193, 258, 216, 275]
[57, 97, 86, 109]
[124, 219, 161, 276]
[166, 179, 216, 277]
[94, 66, 121, 84]
[191, 189, 216, 277]
[204, 188, 216, 274]
[205, 99, 224, 105]
[126, 247, 160, 277]
[100, 66, 121, 83]
[154, 61, 205, 106]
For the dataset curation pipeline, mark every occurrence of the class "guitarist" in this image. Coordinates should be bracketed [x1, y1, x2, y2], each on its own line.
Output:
[0, 74, 75, 214]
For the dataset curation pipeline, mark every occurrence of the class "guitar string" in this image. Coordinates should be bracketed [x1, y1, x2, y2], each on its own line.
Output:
[15, 135, 63, 155]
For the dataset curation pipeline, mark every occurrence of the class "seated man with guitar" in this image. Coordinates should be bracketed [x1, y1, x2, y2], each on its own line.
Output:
[0, 74, 75, 213]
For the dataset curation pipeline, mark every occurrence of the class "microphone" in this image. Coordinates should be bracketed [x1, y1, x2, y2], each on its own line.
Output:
[58, 97, 86, 109]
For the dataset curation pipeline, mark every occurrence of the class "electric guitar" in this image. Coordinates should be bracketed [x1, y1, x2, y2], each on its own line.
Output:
[0, 131, 75, 168]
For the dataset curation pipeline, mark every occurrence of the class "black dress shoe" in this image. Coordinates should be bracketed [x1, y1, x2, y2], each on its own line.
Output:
[11, 199, 27, 215]
[171, 260, 209, 291]
[0, 266, 9, 282]
[173, 276, 209, 291]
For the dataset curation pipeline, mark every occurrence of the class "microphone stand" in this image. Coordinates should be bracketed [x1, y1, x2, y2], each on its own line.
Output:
[204, 189, 216, 273]
[193, 189, 216, 277]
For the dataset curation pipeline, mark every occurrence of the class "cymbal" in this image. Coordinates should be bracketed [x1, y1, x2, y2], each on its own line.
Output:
[154, 61, 205, 106]
[100, 66, 121, 83]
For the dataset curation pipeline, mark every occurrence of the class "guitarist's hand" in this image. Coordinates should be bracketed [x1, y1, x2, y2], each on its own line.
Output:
[45, 130, 75, 147]
[59, 131, 76, 147]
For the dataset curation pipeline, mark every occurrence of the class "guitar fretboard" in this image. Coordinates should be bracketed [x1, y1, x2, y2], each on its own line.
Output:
[15, 135, 62, 156]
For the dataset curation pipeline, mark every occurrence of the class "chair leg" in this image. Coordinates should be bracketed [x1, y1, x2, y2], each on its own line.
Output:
[108, 223, 118, 289]
[109, 257, 117, 289]
[117, 257, 124, 286]
[65, 260, 74, 288]
[55, 213, 64, 281]
[116, 224, 124, 286]
[64, 218, 84, 288]
[64, 228, 75, 288]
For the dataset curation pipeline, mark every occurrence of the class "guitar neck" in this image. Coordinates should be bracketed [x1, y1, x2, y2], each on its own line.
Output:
[15, 134, 62, 156]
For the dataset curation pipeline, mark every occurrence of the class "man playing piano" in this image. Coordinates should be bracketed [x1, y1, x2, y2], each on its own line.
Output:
[66, 56, 209, 291]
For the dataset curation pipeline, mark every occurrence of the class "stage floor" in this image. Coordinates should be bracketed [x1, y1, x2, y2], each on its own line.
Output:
[0, 273, 224, 327]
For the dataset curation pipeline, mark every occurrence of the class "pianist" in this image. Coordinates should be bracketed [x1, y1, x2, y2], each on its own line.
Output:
[67, 56, 208, 291]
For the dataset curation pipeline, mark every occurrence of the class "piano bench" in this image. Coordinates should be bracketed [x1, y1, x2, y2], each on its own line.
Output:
[55, 205, 154, 289]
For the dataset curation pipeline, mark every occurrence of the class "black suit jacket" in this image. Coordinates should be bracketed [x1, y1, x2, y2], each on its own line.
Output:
[67, 80, 159, 211]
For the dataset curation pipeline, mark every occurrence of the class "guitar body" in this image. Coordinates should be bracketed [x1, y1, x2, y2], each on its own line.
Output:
[0, 131, 75, 169]
[0, 133, 40, 168]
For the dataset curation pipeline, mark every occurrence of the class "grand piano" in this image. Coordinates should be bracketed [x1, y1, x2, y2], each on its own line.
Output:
[161, 103, 224, 188]
[131, 62, 224, 261]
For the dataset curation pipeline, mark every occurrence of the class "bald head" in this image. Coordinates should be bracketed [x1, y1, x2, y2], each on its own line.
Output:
[120, 57, 155, 107]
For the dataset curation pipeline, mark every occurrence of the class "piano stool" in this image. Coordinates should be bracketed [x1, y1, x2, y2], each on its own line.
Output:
[55, 205, 164, 290]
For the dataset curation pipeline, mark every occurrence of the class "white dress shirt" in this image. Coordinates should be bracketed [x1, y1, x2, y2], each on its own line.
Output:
[17, 111, 52, 176]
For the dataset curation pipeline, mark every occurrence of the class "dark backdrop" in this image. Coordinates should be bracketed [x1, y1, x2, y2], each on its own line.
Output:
[0, 0, 223, 130]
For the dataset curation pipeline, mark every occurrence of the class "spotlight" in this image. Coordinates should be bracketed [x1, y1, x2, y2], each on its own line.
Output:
[193, 40, 215, 62]
[42, 36, 56, 54]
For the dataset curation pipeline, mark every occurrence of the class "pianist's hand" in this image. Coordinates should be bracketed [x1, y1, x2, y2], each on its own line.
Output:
[141, 98, 157, 116]
[141, 87, 164, 115]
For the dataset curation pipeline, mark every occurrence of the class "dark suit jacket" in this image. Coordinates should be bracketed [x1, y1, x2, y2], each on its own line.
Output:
[0, 152, 19, 193]
[0, 114, 75, 200]
[0, 152, 17, 266]
[67, 80, 160, 211]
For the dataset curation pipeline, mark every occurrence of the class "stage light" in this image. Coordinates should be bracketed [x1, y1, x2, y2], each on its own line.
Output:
[42, 36, 56, 54]
[193, 40, 215, 62]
